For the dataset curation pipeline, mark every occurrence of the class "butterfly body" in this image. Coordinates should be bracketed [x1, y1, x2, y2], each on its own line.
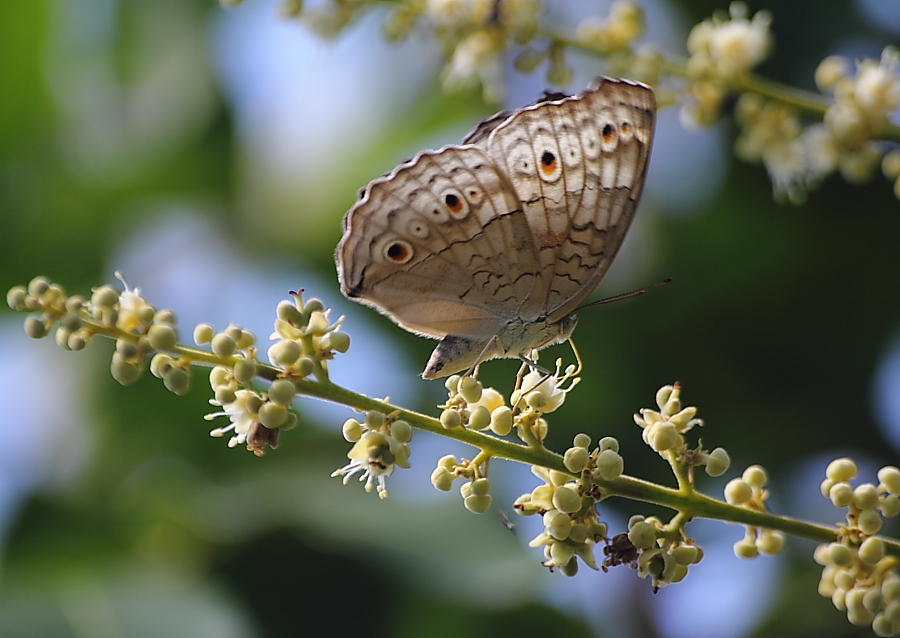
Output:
[337, 77, 655, 378]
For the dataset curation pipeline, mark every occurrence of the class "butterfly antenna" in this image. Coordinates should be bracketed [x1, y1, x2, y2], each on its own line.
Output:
[575, 277, 673, 312]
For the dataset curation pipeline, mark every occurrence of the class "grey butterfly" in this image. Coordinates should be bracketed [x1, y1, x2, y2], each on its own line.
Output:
[337, 77, 655, 379]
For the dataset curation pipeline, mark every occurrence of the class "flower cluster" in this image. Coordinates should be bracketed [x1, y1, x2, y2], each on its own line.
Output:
[815, 460, 900, 635]
[514, 438, 619, 577]
[332, 410, 412, 499]
[8, 274, 355, 456]
[624, 515, 705, 592]
[633, 384, 730, 478]
[724, 465, 786, 558]
[204, 291, 348, 454]
[7, 273, 193, 391]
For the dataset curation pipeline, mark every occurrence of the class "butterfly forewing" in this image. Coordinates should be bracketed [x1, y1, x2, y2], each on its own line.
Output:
[484, 78, 655, 322]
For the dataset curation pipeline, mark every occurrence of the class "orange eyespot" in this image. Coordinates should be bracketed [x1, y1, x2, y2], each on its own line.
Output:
[444, 193, 464, 214]
[540, 150, 557, 174]
[602, 123, 616, 142]
[386, 241, 411, 263]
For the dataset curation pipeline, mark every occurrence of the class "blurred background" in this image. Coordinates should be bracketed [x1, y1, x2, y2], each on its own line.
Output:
[1, 0, 899, 636]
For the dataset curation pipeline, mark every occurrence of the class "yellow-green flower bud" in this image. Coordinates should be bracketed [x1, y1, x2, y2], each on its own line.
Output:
[489, 406, 513, 436]
[28, 277, 50, 298]
[116, 338, 138, 360]
[573, 433, 591, 449]
[550, 541, 576, 567]
[268, 379, 296, 406]
[880, 495, 900, 518]
[342, 418, 363, 442]
[444, 374, 461, 394]
[705, 447, 730, 477]
[599, 436, 620, 453]
[471, 478, 490, 496]
[468, 405, 490, 431]
[215, 387, 237, 406]
[67, 333, 86, 351]
[223, 324, 242, 342]
[544, 510, 572, 540]
[233, 358, 257, 386]
[859, 537, 885, 566]
[209, 365, 230, 389]
[64, 295, 84, 313]
[111, 352, 141, 385]
[24, 316, 47, 339]
[526, 391, 546, 410]
[828, 542, 855, 566]
[61, 313, 83, 333]
[854, 484, 880, 510]
[326, 331, 350, 353]
[628, 521, 657, 549]
[303, 298, 324, 314]
[7, 285, 27, 310]
[672, 544, 702, 565]
[815, 54, 850, 92]
[552, 486, 581, 514]
[820, 478, 836, 498]
[149, 353, 173, 378]
[193, 323, 214, 345]
[563, 447, 589, 473]
[883, 577, 900, 603]
[431, 467, 453, 491]
[296, 356, 315, 377]
[827, 457, 858, 482]
[153, 309, 176, 326]
[259, 401, 288, 428]
[864, 589, 884, 615]
[440, 409, 461, 429]
[595, 449, 624, 480]
[365, 411, 384, 429]
[211, 333, 236, 357]
[742, 465, 768, 488]
[878, 466, 900, 495]
[757, 530, 785, 555]
[388, 419, 410, 443]
[733, 539, 759, 559]
[55, 327, 71, 350]
[280, 411, 298, 431]
[464, 494, 492, 514]
[235, 330, 255, 350]
[269, 340, 302, 367]
[724, 478, 752, 505]
[277, 300, 305, 325]
[438, 454, 456, 471]
[458, 376, 483, 404]
[830, 482, 854, 507]
[646, 421, 677, 451]
[531, 484, 555, 510]
[148, 324, 177, 351]
[163, 367, 190, 395]
[859, 508, 883, 535]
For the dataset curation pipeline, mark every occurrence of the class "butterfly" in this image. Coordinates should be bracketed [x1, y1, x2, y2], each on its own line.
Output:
[337, 77, 655, 379]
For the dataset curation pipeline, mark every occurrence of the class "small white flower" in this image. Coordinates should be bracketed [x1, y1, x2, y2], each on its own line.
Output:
[854, 47, 900, 115]
[206, 389, 260, 448]
[442, 31, 504, 101]
[332, 431, 411, 499]
[515, 360, 580, 414]
[114, 272, 153, 333]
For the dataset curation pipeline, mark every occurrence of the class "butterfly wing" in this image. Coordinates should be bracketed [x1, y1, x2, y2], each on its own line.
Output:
[479, 77, 656, 322]
[337, 145, 542, 341]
